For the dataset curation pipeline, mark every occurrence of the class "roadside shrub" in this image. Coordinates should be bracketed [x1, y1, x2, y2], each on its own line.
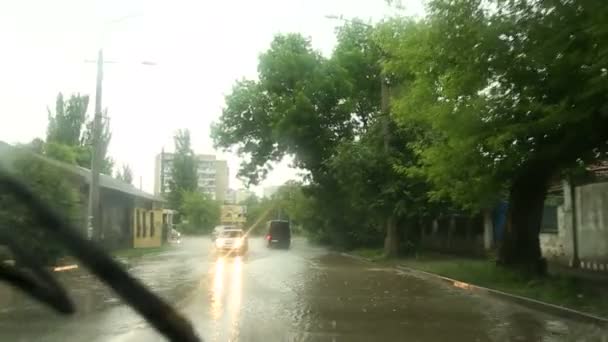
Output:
[0, 154, 81, 265]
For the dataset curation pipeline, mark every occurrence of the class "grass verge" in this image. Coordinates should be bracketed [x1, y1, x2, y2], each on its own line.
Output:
[395, 254, 608, 318]
[112, 246, 170, 259]
[350, 247, 385, 261]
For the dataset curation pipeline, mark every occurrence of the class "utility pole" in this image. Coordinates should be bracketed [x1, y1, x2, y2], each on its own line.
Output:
[88, 49, 104, 241]
[568, 176, 580, 268]
[324, 14, 399, 256]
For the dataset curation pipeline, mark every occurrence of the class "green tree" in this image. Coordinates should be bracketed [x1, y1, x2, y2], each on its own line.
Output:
[0, 153, 81, 265]
[238, 194, 272, 235]
[212, 34, 355, 184]
[47, 93, 89, 146]
[167, 129, 198, 210]
[45, 93, 114, 174]
[43, 142, 78, 164]
[115, 164, 134, 184]
[385, 0, 608, 273]
[81, 110, 114, 174]
[179, 190, 220, 234]
[271, 182, 317, 235]
[213, 31, 387, 249]
[213, 24, 432, 252]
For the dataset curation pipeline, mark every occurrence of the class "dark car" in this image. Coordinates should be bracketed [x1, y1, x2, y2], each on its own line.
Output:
[265, 220, 291, 249]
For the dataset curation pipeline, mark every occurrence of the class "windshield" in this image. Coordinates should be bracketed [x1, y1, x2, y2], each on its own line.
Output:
[1, 1, 608, 341]
[220, 231, 243, 238]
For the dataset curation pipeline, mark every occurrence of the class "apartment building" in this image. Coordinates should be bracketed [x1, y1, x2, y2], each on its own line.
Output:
[154, 151, 229, 202]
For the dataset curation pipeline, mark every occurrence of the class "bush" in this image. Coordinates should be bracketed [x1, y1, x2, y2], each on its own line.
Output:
[0, 153, 81, 265]
[179, 191, 220, 234]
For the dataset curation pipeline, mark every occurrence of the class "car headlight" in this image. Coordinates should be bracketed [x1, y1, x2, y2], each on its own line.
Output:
[234, 239, 243, 248]
[215, 238, 225, 247]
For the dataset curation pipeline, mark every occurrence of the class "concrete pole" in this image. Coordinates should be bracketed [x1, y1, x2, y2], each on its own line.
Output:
[432, 219, 439, 236]
[88, 49, 103, 241]
[448, 216, 456, 248]
[483, 209, 494, 251]
[381, 80, 391, 153]
[568, 176, 580, 268]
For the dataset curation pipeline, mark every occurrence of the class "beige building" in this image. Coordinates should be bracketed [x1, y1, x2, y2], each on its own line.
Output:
[154, 151, 229, 202]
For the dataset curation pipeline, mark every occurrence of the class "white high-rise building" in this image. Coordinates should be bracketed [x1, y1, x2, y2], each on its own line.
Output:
[154, 151, 229, 202]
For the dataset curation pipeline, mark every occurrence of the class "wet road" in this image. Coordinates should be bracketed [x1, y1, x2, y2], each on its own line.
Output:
[0, 237, 606, 341]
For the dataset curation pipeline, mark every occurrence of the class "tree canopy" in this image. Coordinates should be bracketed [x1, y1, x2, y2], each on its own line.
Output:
[45, 93, 114, 174]
[213, 0, 608, 273]
[167, 129, 199, 210]
[179, 190, 220, 234]
[213, 26, 426, 251]
[381, 0, 608, 271]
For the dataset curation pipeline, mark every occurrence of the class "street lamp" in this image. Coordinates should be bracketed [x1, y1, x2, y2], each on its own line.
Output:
[85, 52, 157, 241]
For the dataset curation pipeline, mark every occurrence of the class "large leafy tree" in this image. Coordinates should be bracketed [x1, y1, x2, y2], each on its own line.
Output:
[213, 34, 355, 183]
[179, 190, 220, 234]
[386, 0, 608, 273]
[213, 33, 370, 248]
[81, 110, 114, 174]
[45, 93, 114, 174]
[213, 24, 432, 252]
[167, 129, 198, 210]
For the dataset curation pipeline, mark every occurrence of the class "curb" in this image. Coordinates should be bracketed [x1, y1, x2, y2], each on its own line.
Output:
[342, 252, 608, 326]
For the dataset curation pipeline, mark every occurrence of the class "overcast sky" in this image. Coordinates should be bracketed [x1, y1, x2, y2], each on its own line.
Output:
[0, 0, 424, 195]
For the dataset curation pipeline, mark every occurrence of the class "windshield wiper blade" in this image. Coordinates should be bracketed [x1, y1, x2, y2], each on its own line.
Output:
[0, 170, 202, 342]
[0, 230, 74, 314]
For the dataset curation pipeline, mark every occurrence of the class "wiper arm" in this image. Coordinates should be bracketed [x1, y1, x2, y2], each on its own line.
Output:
[0, 230, 74, 314]
[0, 170, 201, 342]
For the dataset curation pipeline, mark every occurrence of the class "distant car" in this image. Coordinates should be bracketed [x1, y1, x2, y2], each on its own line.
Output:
[265, 220, 291, 249]
[214, 229, 248, 256]
[169, 228, 181, 243]
[211, 225, 236, 241]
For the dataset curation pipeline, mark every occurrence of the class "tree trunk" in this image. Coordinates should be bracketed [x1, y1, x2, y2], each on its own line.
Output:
[384, 215, 399, 257]
[498, 164, 552, 275]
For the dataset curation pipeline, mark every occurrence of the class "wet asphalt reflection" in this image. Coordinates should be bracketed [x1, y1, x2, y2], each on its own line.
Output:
[0, 237, 606, 341]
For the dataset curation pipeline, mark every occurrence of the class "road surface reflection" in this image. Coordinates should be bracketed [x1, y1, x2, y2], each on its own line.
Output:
[209, 256, 243, 341]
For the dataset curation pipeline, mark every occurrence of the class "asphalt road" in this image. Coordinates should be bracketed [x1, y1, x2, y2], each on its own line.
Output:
[0, 237, 606, 341]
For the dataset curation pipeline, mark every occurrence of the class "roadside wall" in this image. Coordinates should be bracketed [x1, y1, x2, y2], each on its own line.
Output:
[576, 182, 608, 267]
[540, 181, 608, 272]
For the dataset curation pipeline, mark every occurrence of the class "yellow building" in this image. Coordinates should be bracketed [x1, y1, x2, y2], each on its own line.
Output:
[220, 204, 247, 226]
[132, 208, 164, 248]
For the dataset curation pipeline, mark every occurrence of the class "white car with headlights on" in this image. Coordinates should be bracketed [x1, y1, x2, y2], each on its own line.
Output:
[214, 229, 248, 256]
